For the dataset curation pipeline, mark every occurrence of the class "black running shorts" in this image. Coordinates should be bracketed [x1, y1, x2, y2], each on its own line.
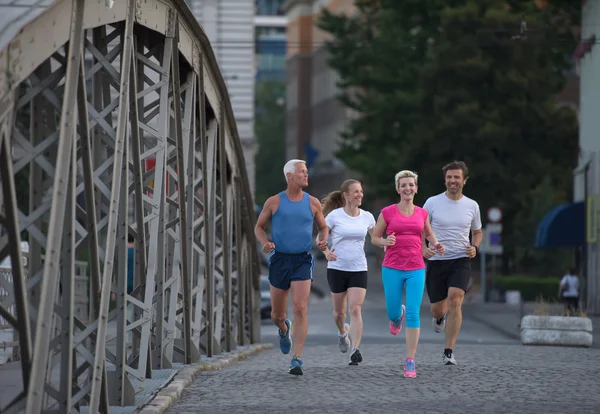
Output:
[327, 269, 368, 294]
[425, 258, 471, 304]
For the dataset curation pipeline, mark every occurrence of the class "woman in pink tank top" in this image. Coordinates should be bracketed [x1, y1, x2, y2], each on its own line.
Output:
[371, 170, 445, 378]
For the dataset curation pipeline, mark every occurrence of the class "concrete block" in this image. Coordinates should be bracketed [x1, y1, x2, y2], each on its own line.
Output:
[521, 315, 593, 347]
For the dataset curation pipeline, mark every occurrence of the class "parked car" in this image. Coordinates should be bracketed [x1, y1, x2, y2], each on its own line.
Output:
[260, 275, 271, 319]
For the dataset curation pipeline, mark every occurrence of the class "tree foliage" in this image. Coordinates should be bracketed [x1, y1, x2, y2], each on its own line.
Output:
[318, 0, 579, 272]
[254, 79, 287, 205]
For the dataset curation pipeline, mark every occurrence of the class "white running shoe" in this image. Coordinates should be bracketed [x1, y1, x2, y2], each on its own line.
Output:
[432, 314, 447, 333]
[443, 351, 457, 365]
[338, 323, 351, 353]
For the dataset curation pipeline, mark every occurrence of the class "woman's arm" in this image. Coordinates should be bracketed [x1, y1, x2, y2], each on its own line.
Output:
[424, 218, 444, 255]
[371, 213, 396, 247]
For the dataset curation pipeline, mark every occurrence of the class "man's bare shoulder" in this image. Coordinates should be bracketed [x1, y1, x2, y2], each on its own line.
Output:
[263, 194, 281, 213]
[308, 194, 321, 205]
[308, 194, 323, 211]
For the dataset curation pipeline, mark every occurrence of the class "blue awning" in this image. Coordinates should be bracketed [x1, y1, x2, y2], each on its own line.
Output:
[535, 202, 585, 248]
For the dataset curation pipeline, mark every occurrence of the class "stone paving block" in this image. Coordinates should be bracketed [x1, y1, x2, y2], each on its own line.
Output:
[138, 396, 173, 414]
[173, 374, 192, 384]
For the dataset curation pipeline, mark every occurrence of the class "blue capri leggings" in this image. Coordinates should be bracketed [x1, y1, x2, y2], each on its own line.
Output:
[381, 267, 426, 329]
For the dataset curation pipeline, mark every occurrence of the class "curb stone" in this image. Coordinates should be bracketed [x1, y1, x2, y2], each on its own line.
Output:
[136, 343, 273, 414]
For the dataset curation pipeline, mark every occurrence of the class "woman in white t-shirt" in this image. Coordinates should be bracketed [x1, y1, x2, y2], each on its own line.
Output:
[321, 179, 376, 366]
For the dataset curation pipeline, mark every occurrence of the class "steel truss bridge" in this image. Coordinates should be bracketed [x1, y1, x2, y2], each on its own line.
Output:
[0, 0, 261, 412]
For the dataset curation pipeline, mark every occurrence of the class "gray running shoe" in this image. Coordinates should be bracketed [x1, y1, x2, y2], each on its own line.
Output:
[338, 323, 351, 353]
[443, 351, 457, 365]
[432, 314, 447, 333]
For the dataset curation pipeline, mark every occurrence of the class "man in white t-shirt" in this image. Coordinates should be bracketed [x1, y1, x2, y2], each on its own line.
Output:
[422, 161, 482, 366]
[559, 268, 580, 314]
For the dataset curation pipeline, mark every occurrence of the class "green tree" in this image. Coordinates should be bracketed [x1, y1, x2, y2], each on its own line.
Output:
[318, 0, 579, 272]
[254, 79, 286, 205]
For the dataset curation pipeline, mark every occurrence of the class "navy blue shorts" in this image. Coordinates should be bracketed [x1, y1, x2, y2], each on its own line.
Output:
[268, 251, 314, 290]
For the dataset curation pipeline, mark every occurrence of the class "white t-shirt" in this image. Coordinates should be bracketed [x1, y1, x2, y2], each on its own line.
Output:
[423, 192, 482, 261]
[560, 274, 579, 297]
[325, 207, 376, 271]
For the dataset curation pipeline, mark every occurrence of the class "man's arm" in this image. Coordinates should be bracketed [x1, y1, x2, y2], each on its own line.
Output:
[254, 197, 275, 249]
[466, 203, 483, 258]
[465, 228, 483, 259]
[558, 276, 567, 296]
[471, 228, 483, 248]
[311, 196, 328, 250]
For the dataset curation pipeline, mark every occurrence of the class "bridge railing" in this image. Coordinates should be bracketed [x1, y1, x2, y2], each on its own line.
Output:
[0, 0, 261, 412]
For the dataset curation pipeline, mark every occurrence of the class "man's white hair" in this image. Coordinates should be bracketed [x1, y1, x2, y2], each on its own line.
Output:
[283, 159, 306, 182]
[395, 170, 418, 189]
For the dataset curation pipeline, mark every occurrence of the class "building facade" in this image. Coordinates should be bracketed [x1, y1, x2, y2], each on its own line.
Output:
[186, 0, 257, 197]
[255, 0, 287, 81]
[282, 0, 356, 198]
[574, 0, 600, 314]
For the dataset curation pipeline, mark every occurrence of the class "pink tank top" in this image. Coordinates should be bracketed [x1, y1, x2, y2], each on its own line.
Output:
[381, 204, 428, 271]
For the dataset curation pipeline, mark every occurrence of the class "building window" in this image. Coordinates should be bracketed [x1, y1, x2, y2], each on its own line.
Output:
[258, 54, 286, 72]
[256, 0, 285, 16]
[256, 26, 286, 38]
[256, 35, 286, 74]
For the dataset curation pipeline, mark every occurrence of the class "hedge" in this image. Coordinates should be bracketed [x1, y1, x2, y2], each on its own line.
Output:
[494, 275, 562, 301]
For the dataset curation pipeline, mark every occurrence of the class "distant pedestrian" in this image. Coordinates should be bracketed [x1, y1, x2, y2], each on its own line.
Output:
[371, 170, 445, 378]
[321, 179, 376, 365]
[423, 161, 482, 366]
[559, 268, 580, 315]
[254, 159, 328, 375]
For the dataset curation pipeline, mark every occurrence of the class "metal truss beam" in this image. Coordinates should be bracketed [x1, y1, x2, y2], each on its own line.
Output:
[0, 0, 261, 412]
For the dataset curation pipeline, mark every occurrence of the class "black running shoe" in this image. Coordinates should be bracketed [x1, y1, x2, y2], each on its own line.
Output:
[349, 349, 362, 365]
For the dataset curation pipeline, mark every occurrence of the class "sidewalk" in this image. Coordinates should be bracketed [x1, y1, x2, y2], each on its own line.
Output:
[463, 300, 600, 348]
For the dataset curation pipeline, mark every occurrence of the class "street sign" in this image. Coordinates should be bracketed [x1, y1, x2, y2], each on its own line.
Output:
[481, 223, 503, 255]
[487, 207, 502, 223]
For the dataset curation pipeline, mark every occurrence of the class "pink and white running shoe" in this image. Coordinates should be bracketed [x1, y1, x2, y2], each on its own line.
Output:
[389, 305, 406, 335]
[404, 358, 417, 378]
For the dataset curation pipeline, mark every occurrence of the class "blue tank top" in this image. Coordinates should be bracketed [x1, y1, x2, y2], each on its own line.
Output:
[271, 191, 314, 254]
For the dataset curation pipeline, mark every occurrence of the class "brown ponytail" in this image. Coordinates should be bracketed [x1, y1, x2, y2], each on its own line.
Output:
[321, 179, 361, 216]
[322, 191, 345, 216]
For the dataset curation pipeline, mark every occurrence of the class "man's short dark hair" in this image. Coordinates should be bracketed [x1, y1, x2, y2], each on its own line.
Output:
[442, 161, 469, 179]
[128, 233, 135, 243]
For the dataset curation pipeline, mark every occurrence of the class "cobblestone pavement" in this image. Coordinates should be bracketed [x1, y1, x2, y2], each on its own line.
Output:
[169, 343, 600, 413]
[259, 295, 520, 347]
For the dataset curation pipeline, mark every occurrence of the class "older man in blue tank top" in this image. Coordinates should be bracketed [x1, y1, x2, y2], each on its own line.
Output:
[254, 159, 328, 375]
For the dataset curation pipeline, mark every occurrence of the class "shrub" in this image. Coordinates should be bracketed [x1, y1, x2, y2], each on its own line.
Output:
[494, 275, 561, 301]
